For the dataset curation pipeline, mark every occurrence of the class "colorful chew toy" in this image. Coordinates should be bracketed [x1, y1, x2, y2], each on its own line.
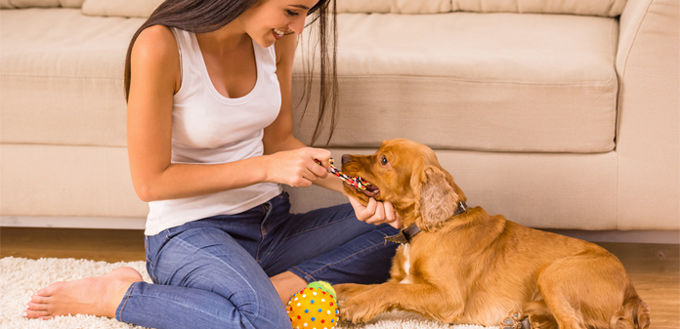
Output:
[316, 158, 372, 191]
[287, 281, 339, 329]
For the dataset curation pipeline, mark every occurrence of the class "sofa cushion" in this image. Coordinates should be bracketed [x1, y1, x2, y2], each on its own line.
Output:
[338, 0, 452, 14]
[1, 0, 83, 8]
[59, 0, 82, 7]
[451, 0, 626, 16]
[292, 12, 618, 153]
[73, 0, 627, 18]
[1, 9, 618, 153]
[0, 8, 144, 147]
[81, 0, 161, 18]
[338, 0, 626, 16]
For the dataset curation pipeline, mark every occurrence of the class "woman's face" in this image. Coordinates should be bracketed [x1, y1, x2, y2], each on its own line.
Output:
[240, 0, 320, 47]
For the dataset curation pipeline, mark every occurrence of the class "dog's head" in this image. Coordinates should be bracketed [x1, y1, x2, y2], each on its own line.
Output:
[341, 139, 467, 231]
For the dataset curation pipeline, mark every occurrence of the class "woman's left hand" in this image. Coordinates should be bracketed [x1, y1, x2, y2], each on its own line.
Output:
[348, 196, 402, 229]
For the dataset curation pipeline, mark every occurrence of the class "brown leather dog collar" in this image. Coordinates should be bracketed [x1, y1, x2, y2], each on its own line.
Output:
[385, 201, 468, 244]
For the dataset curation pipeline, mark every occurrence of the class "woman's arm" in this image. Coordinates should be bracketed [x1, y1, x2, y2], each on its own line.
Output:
[264, 32, 344, 193]
[127, 26, 328, 202]
[267, 33, 400, 229]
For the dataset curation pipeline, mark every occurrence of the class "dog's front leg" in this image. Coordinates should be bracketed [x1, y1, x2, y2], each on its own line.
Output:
[336, 282, 464, 323]
[334, 282, 389, 323]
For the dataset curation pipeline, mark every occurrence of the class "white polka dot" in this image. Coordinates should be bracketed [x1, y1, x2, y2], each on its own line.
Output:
[297, 302, 301, 307]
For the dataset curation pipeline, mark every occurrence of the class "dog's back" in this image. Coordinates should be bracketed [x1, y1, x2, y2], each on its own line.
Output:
[424, 207, 651, 329]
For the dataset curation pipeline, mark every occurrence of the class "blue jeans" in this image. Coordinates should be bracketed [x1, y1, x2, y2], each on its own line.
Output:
[115, 192, 399, 329]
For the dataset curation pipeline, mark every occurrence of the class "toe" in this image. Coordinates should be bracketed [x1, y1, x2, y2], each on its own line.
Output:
[27, 302, 48, 312]
[37, 282, 64, 296]
[29, 295, 49, 305]
[24, 309, 50, 319]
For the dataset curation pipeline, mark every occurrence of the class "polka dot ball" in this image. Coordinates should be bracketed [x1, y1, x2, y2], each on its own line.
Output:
[287, 281, 339, 329]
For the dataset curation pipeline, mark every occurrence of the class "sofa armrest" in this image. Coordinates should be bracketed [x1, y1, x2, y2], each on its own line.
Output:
[615, 0, 679, 229]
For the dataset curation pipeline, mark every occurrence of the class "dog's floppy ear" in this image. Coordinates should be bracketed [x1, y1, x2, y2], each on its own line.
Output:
[411, 165, 459, 231]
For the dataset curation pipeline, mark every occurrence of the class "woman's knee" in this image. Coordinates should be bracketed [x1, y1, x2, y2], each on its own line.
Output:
[228, 295, 289, 329]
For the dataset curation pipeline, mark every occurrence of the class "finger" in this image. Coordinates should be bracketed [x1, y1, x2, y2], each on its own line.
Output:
[300, 173, 315, 186]
[366, 201, 386, 225]
[308, 148, 332, 165]
[386, 213, 402, 229]
[309, 161, 329, 178]
[356, 197, 377, 222]
[383, 204, 402, 229]
[383, 202, 396, 223]
[388, 220, 401, 229]
[291, 171, 314, 187]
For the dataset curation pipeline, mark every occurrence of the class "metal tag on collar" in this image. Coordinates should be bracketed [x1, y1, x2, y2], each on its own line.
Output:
[384, 231, 409, 244]
[384, 224, 421, 245]
[454, 201, 468, 216]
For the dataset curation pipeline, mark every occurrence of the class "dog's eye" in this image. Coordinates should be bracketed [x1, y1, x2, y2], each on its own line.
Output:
[380, 155, 388, 165]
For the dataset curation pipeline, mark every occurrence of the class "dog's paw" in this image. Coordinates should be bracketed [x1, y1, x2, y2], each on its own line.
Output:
[334, 284, 388, 323]
[501, 311, 531, 329]
[337, 293, 386, 323]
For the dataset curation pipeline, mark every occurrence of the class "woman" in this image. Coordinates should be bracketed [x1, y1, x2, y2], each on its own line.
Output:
[23, 0, 401, 328]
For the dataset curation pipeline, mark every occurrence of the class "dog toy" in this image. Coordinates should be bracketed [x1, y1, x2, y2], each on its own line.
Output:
[315, 158, 372, 191]
[287, 281, 339, 329]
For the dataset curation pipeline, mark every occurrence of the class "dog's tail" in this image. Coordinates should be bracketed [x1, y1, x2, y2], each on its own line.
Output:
[609, 285, 651, 329]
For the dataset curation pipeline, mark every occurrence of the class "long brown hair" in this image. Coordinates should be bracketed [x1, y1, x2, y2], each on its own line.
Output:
[123, 0, 338, 145]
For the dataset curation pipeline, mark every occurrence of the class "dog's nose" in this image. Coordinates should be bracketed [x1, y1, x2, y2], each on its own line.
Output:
[341, 154, 351, 166]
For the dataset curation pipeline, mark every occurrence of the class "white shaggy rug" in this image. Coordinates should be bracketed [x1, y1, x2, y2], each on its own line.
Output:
[0, 257, 494, 329]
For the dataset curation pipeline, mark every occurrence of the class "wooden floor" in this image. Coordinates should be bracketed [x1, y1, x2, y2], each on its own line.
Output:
[1, 227, 678, 328]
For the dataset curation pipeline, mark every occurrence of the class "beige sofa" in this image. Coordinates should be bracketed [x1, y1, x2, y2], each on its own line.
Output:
[1, 0, 678, 235]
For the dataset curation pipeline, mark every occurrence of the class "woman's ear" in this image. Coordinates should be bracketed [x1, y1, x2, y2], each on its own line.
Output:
[415, 166, 458, 231]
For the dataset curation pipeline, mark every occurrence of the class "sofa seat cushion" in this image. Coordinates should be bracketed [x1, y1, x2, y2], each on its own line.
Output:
[1, 8, 144, 147]
[293, 12, 618, 153]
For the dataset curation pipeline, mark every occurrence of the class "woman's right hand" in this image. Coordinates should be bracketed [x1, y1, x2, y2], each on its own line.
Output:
[265, 147, 332, 187]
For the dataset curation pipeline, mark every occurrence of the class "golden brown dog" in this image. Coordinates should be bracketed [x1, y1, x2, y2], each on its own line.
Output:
[334, 139, 650, 329]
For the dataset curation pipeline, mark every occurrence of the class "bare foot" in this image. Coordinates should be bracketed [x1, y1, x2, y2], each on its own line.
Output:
[24, 267, 142, 320]
[270, 271, 307, 305]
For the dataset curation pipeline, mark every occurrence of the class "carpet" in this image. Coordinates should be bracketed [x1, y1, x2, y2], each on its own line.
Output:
[0, 257, 493, 329]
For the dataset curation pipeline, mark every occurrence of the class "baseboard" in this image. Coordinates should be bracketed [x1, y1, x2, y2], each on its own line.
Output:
[0, 216, 146, 230]
[1, 216, 678, 244]
[543, 229, 680, 244]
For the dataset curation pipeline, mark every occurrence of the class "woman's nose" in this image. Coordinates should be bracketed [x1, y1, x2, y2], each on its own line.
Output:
[290, 16, 306, 34]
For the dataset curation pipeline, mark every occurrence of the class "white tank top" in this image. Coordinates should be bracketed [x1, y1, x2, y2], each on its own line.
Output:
[144, 28, 283, 235]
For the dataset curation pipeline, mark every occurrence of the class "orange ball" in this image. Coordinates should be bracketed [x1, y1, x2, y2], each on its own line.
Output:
[286, 282, 339, 329]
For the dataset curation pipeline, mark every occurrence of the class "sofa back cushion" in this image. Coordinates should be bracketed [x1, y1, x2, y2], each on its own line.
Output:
[452, 0, 626, 16]
[81, 0, 162, 18]
[339, 0, 626, 16]
[338, 0, 452, 14]
[1, 0, 84, 8]
[53, 0, 625, 17]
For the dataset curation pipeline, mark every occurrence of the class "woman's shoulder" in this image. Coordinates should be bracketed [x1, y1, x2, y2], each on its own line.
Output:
[135, 25, 177, 55]
[130, 25, 181, 93]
